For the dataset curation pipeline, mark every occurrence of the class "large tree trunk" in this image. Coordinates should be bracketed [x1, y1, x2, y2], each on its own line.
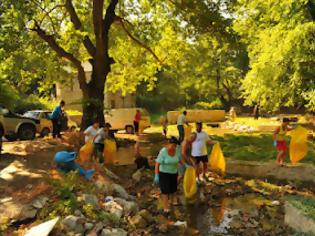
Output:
[81, 84, 105, 129]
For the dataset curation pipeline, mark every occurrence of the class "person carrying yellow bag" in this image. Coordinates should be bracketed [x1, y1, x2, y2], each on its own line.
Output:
[273, 118, 293, 166]
[93, 124, 111, 164]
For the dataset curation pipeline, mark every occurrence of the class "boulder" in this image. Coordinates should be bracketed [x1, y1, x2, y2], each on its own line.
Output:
[32, 196, 48, 209]
[103, 201, 124, 219]
[111, 184, 130, 200]
[81, 194, 99, 208]
[19, 205, 37, 221]
[61, 215, 84, 234]
[114, 198, 138, 215]
[138, 209, 154, 224]
[129, 215, 147, 228]
[101, 228, 127, 236]
[132, 169, 142, 183]
[84, 222, 94, 231]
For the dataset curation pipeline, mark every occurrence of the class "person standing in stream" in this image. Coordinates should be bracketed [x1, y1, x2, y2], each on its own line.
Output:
[51, 100, 65, 138]
[191, 122, 216, 183]
[154, 137, 190, 214]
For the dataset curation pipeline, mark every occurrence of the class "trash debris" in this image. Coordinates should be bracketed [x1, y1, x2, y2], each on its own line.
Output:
[25, 217, 59, 236]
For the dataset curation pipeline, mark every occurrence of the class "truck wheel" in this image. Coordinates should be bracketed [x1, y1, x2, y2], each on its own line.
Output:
[18, 124, 36, 140]
[40, 127, 50, 137]
[125, 125, 134, 134]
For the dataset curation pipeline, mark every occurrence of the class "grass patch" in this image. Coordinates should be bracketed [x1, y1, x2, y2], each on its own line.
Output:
[286, 195, 315, 221]
[210, 133, 315, 165]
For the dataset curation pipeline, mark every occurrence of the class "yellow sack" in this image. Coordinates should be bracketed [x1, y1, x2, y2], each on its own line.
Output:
[209, 143, 226, 175]
[289, 126, 309, 164]
[184, 125, 192, 141]
[104, 139, 117, 164]
[139, 121, 145, 134]
[78, 139, 94, 164]
[183, 167, 197, 199]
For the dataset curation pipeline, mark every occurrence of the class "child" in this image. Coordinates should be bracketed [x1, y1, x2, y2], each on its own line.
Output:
[84, 120, 100, 143]
[93, 124, 111, 164]
[134, 141, 150, 169]
[273, 118, 292, 166]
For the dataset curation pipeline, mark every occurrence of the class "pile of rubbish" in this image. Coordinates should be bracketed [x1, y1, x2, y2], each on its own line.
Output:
[223, 121, 257, 132]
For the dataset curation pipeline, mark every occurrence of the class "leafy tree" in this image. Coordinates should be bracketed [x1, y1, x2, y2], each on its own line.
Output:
[234, 0, 315, 112]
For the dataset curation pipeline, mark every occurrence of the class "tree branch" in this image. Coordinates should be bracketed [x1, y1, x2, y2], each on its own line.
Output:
[30, 22, 87, 90]
[117, 17, 161, 63]
[65, 0, 96, 56]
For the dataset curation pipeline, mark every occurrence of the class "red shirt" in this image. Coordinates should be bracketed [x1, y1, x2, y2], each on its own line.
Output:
[134, 112, 141, 122]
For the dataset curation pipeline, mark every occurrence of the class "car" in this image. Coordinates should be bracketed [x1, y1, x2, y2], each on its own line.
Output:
[23, 110, 78, 137]
[105, 108, 151, 133]
[0, 105, 39, 141]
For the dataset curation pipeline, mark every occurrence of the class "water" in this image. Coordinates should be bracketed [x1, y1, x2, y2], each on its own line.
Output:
[185, 194, 283, 235]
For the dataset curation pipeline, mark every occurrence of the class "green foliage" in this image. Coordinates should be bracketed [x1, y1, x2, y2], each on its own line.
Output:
[211, 133, 315, 164]
[193, 99, 223, 110]
[234, 0, 315, 111]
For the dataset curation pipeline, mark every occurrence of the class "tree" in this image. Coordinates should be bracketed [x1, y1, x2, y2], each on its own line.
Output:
[234, 0, 315, 112]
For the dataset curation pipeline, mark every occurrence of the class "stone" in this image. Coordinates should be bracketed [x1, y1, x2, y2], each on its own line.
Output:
[19, 205, 37, 220]
[129, 215, 147, 228]
[86, 222, 104, 236]
[114, 198, 138, 216]
[32, 196, 48, 209]
[81, 194, 99, 207]
[61, 215, 84, 234]
[101, 228, 127, 236]
[104, 201, 124, 218]
[132, 169, 142, 183]
[74, 210, 84, 217]
[84, 222, 94, 231]
[111, 184, 130, 200]
[138, 209, 154, 223]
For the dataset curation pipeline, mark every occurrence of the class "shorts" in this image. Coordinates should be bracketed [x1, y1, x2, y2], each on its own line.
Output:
[193, 155, 208, 164]
[276, 140, 287, 151]
[159, 172, 178, 194]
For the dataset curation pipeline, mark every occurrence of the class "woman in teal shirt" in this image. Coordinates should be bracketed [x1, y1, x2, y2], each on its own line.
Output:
[154, 136, 188, 213]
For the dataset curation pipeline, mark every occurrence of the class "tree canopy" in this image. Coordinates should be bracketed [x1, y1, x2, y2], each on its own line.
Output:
[0, 0, 314, 118]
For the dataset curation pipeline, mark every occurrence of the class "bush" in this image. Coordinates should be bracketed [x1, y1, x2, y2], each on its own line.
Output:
[192, 99, 223, 110]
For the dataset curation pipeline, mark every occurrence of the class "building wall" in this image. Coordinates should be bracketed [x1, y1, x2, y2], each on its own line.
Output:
[56, 72, 136, 111]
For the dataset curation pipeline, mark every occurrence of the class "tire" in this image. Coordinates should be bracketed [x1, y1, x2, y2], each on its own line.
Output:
[125, 125, 134, 134]
[40, 127, 50, 137]
[18, 124, 36, 140]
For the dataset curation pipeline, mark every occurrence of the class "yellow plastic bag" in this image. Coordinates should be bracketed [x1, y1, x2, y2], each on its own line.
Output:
[209, 143, 226, 175]
[78, 139, 94, 164]
[184, 125, 192, 141]
[104, 139, 117, 164]
[289, 126, 309, 164]
[183, 166, 197, 199]
[139, 121, 145, 134]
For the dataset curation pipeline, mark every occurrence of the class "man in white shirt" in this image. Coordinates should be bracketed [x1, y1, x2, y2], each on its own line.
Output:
[177, 111, 189, 143]
[191, 122, 216, 182]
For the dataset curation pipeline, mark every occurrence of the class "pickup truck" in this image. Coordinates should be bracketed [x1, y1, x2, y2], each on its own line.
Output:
[0, 105, 39, 141]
